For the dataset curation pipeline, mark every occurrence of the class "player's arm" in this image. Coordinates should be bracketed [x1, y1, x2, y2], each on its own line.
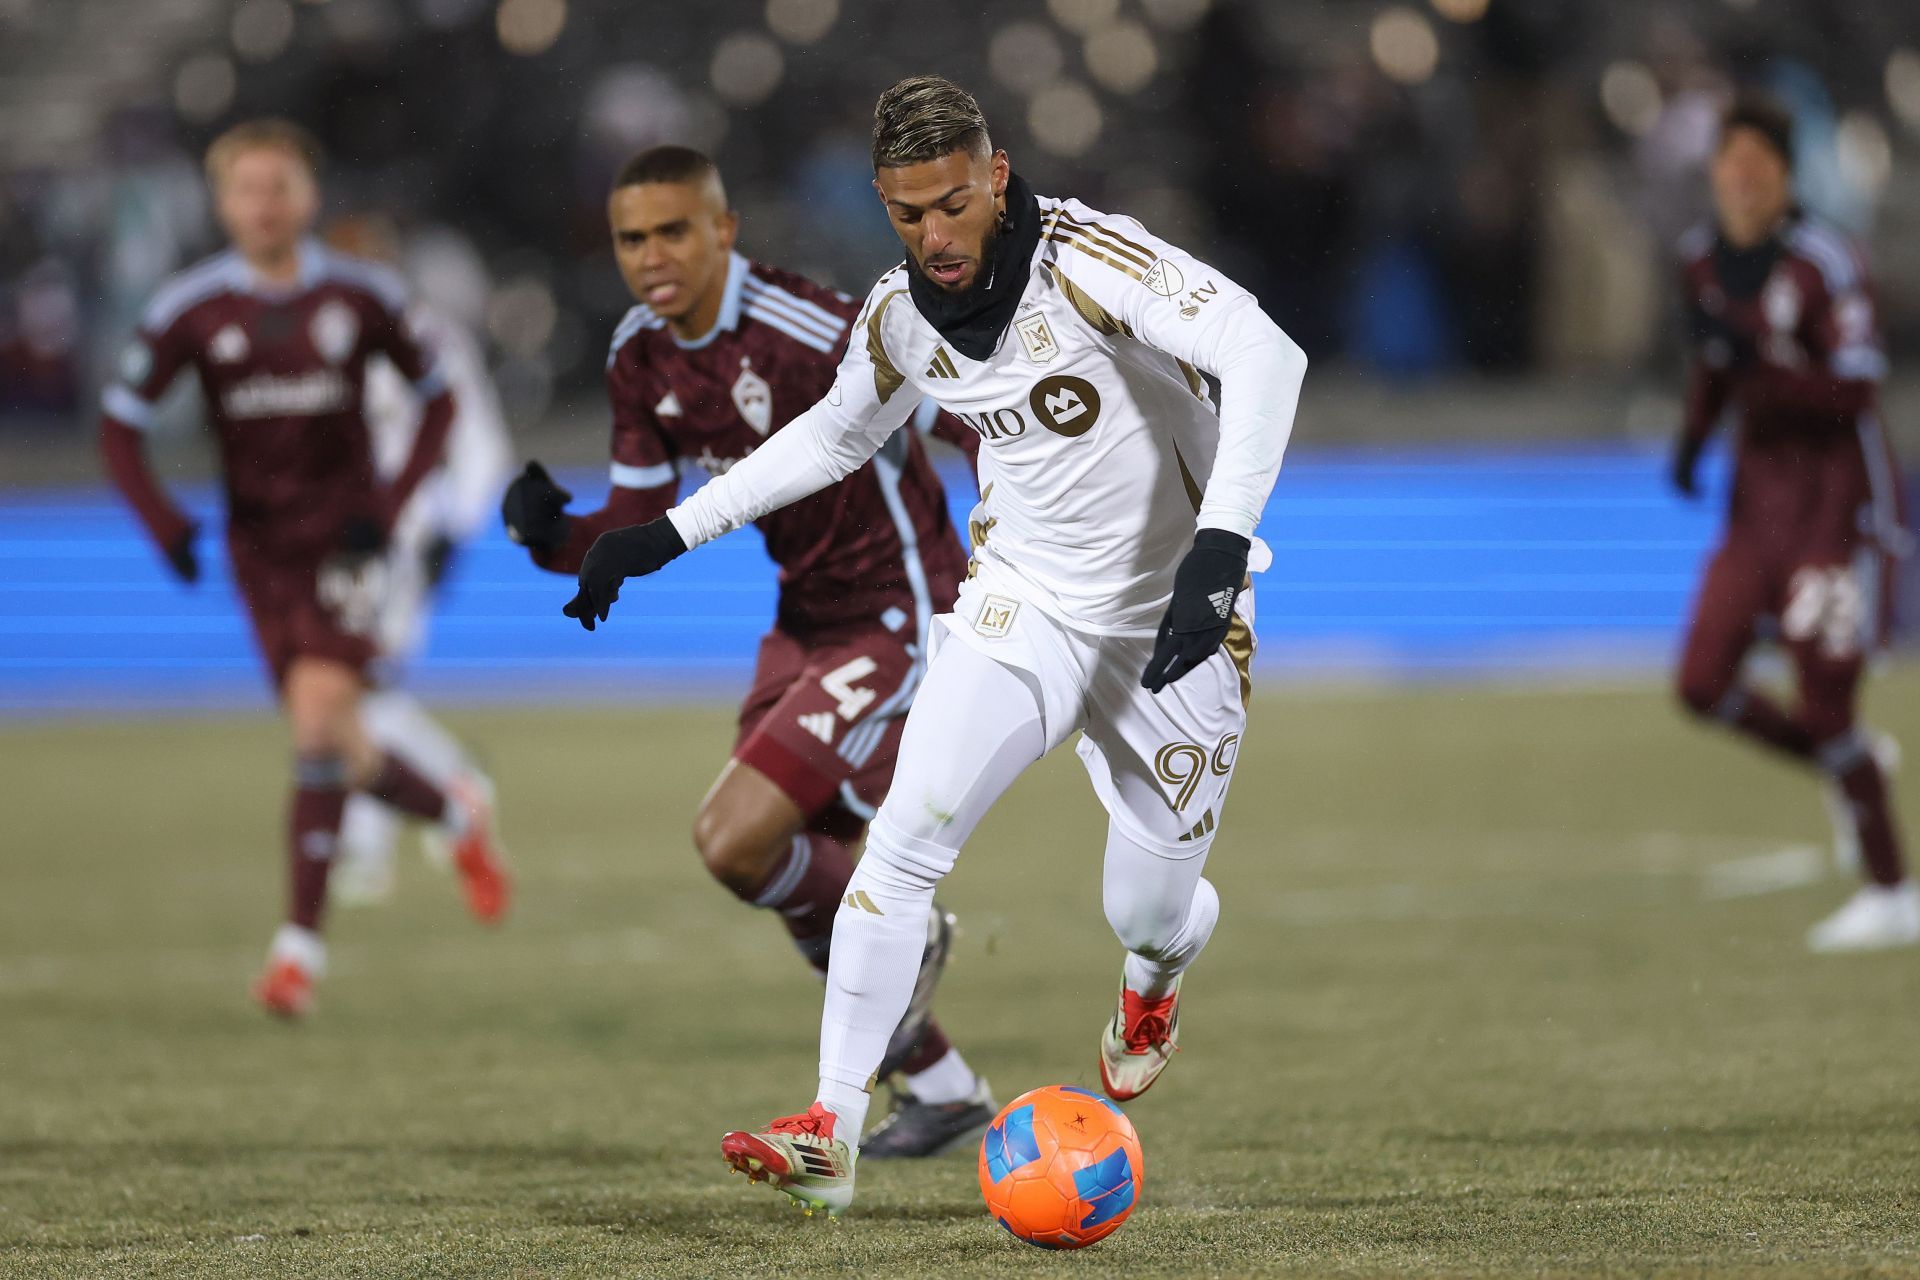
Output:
[369, 292, 457, 528]
[1668, 272, 1740, 498]
[98, 313, 200, 583]
[562, 289, 925, 629]
[1739, 265, 1883, 436]
[1054, 217, 1307, 690]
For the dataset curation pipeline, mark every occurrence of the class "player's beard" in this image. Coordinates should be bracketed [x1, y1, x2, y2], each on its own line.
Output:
[903, 171, 1040, 361]
[920, 213, 1004, 299]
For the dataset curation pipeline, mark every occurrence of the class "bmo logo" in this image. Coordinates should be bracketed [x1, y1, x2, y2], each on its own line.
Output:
[1029, 374, 1101, 438]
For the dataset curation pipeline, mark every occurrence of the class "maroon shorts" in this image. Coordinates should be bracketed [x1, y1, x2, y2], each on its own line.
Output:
[733, 626, 922, 841]
[229, 542, 380, 689]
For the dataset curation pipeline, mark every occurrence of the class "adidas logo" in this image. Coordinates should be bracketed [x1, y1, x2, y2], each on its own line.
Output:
[1207, 589, 1234, 620]
[655, 390, 683, 417]
[1177, 809, 1217, 843]
[843, 889, 884, 915]
[798, 712, 836, 743]
[925, 347, 958, 379]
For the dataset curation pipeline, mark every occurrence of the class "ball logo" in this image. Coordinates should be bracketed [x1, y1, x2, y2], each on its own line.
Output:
[1030, 374, 1101, 438]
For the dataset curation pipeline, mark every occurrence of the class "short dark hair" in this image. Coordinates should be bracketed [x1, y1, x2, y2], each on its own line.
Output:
[612, 144, 722, 194]
[1719, 92, 1793, 164]
[871, 75, 991, 169]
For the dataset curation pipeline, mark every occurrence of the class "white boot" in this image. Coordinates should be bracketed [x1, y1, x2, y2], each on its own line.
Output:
[1807, 881, 1920, 953]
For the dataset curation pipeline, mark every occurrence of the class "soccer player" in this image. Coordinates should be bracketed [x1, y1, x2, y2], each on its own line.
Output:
[562, 78, 1307, 1213]
[99, 120, 512, 1018]
[1670, 95, 1912, 952]
[500, 145, 993, 1157]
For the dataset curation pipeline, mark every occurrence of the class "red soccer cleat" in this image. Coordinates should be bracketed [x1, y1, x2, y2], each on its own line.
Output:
[720, 1102, 857, 1216]
[1098, 977, 1182, 1101]
[449, 776, 511, 925]
[252, 957, 315, 1020]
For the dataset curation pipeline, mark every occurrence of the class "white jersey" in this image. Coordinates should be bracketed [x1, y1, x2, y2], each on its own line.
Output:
[669, 193, 1307, 636]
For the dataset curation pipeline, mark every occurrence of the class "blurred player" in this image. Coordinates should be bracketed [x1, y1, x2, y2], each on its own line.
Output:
[98, 120, 512, 1018]
[500, 145, 992, 1157]
[1670, 95, 1912, 951]
[325, 215, 515, 904]
[563, 78, 1306, 1213]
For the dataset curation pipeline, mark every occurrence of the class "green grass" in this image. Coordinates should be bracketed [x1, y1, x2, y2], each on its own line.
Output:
[4, 670, 1920, 1278]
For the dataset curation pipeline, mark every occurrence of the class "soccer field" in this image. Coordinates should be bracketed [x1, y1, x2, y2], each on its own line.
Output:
[5, 673, 1919, 1279]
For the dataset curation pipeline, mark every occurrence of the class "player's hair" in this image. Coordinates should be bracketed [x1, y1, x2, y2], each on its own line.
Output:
[204, 118, 323, 185]
[1719, 92, 1793, 163]
[871, 75, 992, 169]
[612, 144, 726, 200]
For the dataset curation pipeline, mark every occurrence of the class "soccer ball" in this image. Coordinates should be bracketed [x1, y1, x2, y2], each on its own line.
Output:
[977, 1084, 1144, 1249]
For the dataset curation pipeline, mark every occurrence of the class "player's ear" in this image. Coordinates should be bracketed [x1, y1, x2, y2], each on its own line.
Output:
[716, 208, 740, 252]
[989, 150, 1010, 199]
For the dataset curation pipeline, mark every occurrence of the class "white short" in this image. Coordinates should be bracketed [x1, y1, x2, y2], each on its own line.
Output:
[935, 562, 1253, 855]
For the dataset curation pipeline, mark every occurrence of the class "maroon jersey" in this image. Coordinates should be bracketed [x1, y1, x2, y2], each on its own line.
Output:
[1678, 216, 1905, 557]
[103, 243, 448, 560]
[551, 253, 973, 640]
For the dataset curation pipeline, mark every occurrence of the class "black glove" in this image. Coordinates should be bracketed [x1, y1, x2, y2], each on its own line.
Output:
[1669, 436, 1703, 499]
[1691, 309, 1756, 373]
[423, 532, 457, 590]
[339, 513, 388, 558]
[502, 460, 573, 553]
[164, 521, 200, 585]
[562, 517, 688, 631]
[1142, 529, 1249, 693]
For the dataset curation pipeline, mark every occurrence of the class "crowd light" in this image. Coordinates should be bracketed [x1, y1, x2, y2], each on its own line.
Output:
[1370, 7, 1439, 86]
[1599, 60, 1661, 137]
[1887, 49, 1920, 133]
[174, 53, 237, 123]
[495, 0, 564, 56]
[765, 0, 838, 46]
[231, 0, 295, 63]
[1835, 111, 1892, 196]
[1046, 0, 1120, 37]
[1430, 0, 1488, 21]
[1085, 21, 1158, 96]
[989, 22, 1065, 94]
[1138, 0, 1210, 32]
[1028, 80, 1103, 157]
[488, 275, 558, 357]
[710, 31, 785, 107]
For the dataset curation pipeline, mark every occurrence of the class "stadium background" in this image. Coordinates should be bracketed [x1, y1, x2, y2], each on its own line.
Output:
[3, 0, 1918, 713]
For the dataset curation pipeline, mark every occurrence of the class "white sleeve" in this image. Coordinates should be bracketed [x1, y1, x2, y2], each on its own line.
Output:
[667, 282, 924, 548]
[1053, 210, 1307, 540]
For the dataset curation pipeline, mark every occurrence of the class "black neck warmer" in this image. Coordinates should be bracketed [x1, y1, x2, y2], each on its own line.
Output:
[905, 171, 1042, 361]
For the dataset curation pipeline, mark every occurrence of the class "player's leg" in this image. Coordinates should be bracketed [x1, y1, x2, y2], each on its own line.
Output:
[693, 759, 847, 971]
[1079, 595, 1250, 1100]
[721, 638, 1051, 1212]
[1675, 543, 1811, 760]
[1791, 558, 1915, 951]
[338, 687, 492, 903]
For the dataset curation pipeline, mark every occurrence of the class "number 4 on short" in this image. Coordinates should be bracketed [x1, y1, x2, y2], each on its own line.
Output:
[820, 656, 879, 721]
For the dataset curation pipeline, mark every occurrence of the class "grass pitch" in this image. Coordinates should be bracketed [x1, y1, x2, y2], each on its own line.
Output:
[3, 670, 1919, 1278]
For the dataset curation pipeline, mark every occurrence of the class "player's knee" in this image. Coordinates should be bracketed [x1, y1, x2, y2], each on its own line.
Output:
[1675, 667, 1730, 720]
[691, 807, 782, 893]
[856, 815, 957, 897]
[1800, 704, 1854, 752]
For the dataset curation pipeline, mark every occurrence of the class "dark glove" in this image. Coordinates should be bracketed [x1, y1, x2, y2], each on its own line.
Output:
[1692, 310, 1756, 373]
[339, 513, 388, 558]
[1669, 436, 1703, 499]
[502, 460, 573, 553]
[562, 517, 688, 631]
[164, 521, 200, 585]
[1142, 529, 1249, 693]
[423, 532, 457, 590]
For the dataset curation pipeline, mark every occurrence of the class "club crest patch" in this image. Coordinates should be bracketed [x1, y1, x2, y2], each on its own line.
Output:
[210, 324, 250, 364]
[310, 300, 359, 364]
[732, 363, 772, 435]
[1015, 312, 1059, 364]
[975, 594, 1020, 639]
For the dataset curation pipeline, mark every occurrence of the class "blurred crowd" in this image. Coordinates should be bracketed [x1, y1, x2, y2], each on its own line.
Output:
[2, 0, 1918, 431]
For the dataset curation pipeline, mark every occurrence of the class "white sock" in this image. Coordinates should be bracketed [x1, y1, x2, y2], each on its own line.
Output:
[268, 923, 327, 977]
[1121, 877, 1220, 1000]
[816, 1078, 872, 1145]
[904, 1048, 977, 1105]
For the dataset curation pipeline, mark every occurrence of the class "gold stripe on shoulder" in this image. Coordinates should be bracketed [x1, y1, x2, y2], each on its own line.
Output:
[866, 288, 908, 404]
[1044, 227, 1145, 281]
[1056, 212, 1155, 270]
[1049, 265, 1131, 339]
